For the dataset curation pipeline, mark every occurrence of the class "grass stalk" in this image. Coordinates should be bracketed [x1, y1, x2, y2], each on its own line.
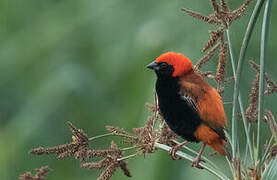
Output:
[88, 133, 114, 141]
[154, 142, 230, 180]
[257, 0, 272, 161]
[261, 136, 274, 164]
[231, 0, 266, 159]
[226, 29, 254, 164]
[88, 133, 136, 141]
[171, 139, 221, 170]
[120, 146, 138, 151]
[117, 153, 137, 161]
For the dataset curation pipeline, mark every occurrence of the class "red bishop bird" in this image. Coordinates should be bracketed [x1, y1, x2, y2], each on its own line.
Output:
[147, 52, 227, 168]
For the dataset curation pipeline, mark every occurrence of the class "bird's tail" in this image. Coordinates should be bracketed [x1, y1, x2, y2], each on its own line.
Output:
[194, 124, 227, 155]
[209, 138, 227, 155]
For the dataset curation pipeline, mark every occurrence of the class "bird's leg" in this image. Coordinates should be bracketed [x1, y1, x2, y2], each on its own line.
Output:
[169, 141, 188, 160]
[192, 143, 207, 169]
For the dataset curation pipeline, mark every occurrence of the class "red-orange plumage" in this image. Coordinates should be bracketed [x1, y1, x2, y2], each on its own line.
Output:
[194, 124, 226, 155]
[148, 52, 227, 156]
[156, 52, 193, 77]
[179, 71, 227, 155]
[180, 70, 227, 155]
[148, 52, 227, 167]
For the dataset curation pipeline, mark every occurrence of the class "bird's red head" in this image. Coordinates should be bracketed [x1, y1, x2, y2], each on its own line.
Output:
[155, 52, 193, 77]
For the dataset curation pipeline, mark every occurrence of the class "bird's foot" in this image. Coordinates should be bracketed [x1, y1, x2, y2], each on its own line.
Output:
[191, 157, 206, 169]
[169, 146, 182, 160]
[169, 141, 188, 160]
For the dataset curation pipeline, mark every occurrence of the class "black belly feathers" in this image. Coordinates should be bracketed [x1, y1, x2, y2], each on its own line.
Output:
[155, 76, 202, 142]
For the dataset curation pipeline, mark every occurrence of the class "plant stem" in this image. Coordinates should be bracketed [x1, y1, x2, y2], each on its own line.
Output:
[171, 139, 220, 170]
[231, 0, 266, 159]
[261, 136, 274, 164]
[243, 125, 252, 165]
[117, 153, 137, 161]
[120, 146, 138, 151]
[155, 142, 230, 180]
[88, 133, 135, 141]
[257, 0, 272, 161]
[226, 29, 254, 164]
[88, 133, 114, 141]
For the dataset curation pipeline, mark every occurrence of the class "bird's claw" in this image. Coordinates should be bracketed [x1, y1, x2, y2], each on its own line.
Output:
[169, 146, 182, 160]
[191, 157, 206, 169]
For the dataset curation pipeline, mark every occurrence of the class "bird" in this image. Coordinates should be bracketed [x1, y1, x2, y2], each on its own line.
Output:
[147, 52, 227, 168]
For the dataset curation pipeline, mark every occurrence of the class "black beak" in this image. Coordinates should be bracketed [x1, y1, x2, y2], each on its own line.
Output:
[146, 61, 158, 70]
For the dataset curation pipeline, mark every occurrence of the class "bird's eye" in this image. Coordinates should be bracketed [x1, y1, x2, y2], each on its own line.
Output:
[160, 63, 168, 69]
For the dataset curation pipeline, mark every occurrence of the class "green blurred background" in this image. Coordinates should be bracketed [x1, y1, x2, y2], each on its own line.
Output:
[0, 0, 276, 179]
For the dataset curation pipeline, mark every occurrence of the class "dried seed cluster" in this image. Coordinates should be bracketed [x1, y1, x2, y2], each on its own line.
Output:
[29, 122, 133, 180]
[265, 74, 277, 95]
[27, 94, 170, 180]
[21, 1, 277, 179]
[182, 0, 251, 28]
[19, 166, 51, 180]
[245, 61, 277, 123]
[132, 117, 157, 155]
[264, 109, 277, 141]
[195, 43, 220, 70]
[184, 0, 252, 93]
[28, 99, 165, 180]
[30, 122, 89, 162]
[158, 123, 178, 147]
[270, 144, 277, 158]
[81, 141, 131, 180]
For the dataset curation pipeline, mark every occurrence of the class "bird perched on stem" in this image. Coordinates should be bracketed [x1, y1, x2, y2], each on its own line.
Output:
[147, 52, 227, 168]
